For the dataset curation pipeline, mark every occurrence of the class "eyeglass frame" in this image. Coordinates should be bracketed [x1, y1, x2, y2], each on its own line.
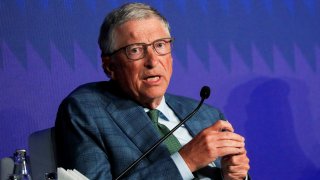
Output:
[102, 37, 174, 61]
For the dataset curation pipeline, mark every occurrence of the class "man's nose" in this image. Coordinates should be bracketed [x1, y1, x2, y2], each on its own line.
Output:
[144, 45, 159, 68]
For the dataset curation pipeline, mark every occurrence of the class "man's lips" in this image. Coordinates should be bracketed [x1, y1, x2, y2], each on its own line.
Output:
[144, 75, 161, 83]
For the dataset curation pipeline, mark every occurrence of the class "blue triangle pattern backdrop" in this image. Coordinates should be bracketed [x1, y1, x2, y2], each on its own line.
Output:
[0, 1, 319, 179]
[0, 0, 319, 71]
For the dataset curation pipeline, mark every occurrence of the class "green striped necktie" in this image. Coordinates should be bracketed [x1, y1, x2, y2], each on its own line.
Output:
[147, 109, 181, 154]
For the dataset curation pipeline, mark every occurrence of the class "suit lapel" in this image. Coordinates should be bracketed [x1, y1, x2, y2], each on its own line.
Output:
[165, 94, 206, 137]
[107, 96, 169, 160]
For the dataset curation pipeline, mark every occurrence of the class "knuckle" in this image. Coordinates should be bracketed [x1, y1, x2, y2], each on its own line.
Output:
[220, 132, 229, 139]
[207, 146, 214, 154]
[228, 166, 236, 172]
[204, 142, 211, 151]
[230, 157, 237, 164]
[215, 120, 223, 126]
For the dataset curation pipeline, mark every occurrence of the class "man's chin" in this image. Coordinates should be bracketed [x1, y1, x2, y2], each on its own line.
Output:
[143, 93, 164, 101]
[136, 91, 165, 107]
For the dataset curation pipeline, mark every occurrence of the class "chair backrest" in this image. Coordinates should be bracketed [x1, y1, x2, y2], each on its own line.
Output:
[0, 157, 14, 180]
[28, 127, 56, 180]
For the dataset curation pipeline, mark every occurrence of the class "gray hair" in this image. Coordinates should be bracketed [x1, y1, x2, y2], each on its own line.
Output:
[98, 2, 171, 56]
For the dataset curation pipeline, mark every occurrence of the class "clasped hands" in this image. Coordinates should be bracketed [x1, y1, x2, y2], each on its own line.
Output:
[179, 120, 250, 180]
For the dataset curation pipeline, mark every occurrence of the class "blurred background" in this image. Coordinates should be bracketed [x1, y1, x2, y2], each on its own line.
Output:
[0, 0, 319, 179]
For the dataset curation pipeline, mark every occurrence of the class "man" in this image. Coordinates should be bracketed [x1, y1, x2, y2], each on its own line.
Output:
[55, 3, 250, 179]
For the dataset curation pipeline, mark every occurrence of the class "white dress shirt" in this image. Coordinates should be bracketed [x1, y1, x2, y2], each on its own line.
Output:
[144, 97, 195, 179]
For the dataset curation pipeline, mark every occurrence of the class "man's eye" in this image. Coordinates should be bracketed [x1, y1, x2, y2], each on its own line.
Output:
[128, 46, 143, 54]
[155, 41, 166, 48]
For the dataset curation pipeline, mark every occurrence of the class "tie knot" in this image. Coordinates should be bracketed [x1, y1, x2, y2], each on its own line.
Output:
[147, 109, 159, 123]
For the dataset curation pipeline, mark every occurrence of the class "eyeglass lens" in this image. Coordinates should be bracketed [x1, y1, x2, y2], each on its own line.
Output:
[125, 38, 172, 60]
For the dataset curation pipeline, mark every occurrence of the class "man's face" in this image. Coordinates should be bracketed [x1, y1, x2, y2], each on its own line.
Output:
[104, 17, 173, 108]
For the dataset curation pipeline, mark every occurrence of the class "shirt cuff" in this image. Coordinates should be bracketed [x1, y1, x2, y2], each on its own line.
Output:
[171, 152, 194, 180]
[245, 174, 249, 180]
[221, 170, 249, 180]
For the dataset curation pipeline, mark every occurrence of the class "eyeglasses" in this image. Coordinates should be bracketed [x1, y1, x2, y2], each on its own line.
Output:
[105, 38, 173, 61]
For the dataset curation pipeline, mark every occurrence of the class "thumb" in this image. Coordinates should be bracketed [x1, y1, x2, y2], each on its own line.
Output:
[210, 120, 234, 132]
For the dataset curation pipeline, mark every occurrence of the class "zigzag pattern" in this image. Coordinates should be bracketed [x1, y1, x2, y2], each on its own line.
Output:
[0, 0, 319, 71]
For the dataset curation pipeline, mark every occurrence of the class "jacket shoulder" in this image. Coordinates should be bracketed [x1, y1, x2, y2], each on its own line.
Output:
[165, 93, 225, 119]
[61, 81, 117, 103]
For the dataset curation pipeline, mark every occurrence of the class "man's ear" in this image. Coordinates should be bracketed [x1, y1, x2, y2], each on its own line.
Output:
[102, 56, 116, 79]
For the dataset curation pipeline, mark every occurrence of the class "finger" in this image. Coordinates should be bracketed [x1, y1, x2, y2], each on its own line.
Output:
[216, 147, 244, 157]
[207, 120, 234, 132]
[216, 132, 245, 142]
[214, 139, 245, 148]
[228, 164, 250, 173]
[233, 148, 248, 156]
[222, 152, 250, 166]
[220, 119, 233, 132]
[223, 172, 248, 180]
[223, 159, 250, 170]
[222, 162, 250, 179]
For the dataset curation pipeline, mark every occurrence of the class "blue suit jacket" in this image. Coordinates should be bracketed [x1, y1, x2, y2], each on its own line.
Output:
[55, 81, 225, 179]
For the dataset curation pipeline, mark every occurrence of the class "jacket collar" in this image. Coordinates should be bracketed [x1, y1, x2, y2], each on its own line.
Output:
[107, 94, 170, 161]
[165, 94, 205, 137]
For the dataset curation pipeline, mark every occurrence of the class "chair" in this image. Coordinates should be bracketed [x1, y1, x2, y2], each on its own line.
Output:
[0, 157, 14, 180]
[28, 127, 57, 180]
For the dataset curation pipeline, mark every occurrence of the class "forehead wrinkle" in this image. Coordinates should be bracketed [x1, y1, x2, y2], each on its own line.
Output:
[114, 18, 170, 48]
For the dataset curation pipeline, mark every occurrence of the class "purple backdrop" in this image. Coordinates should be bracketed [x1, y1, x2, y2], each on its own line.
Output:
[1, 1, 319, 179]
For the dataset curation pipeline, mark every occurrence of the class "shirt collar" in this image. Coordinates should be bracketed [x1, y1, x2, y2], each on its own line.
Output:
[144, 96, 170, 119]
